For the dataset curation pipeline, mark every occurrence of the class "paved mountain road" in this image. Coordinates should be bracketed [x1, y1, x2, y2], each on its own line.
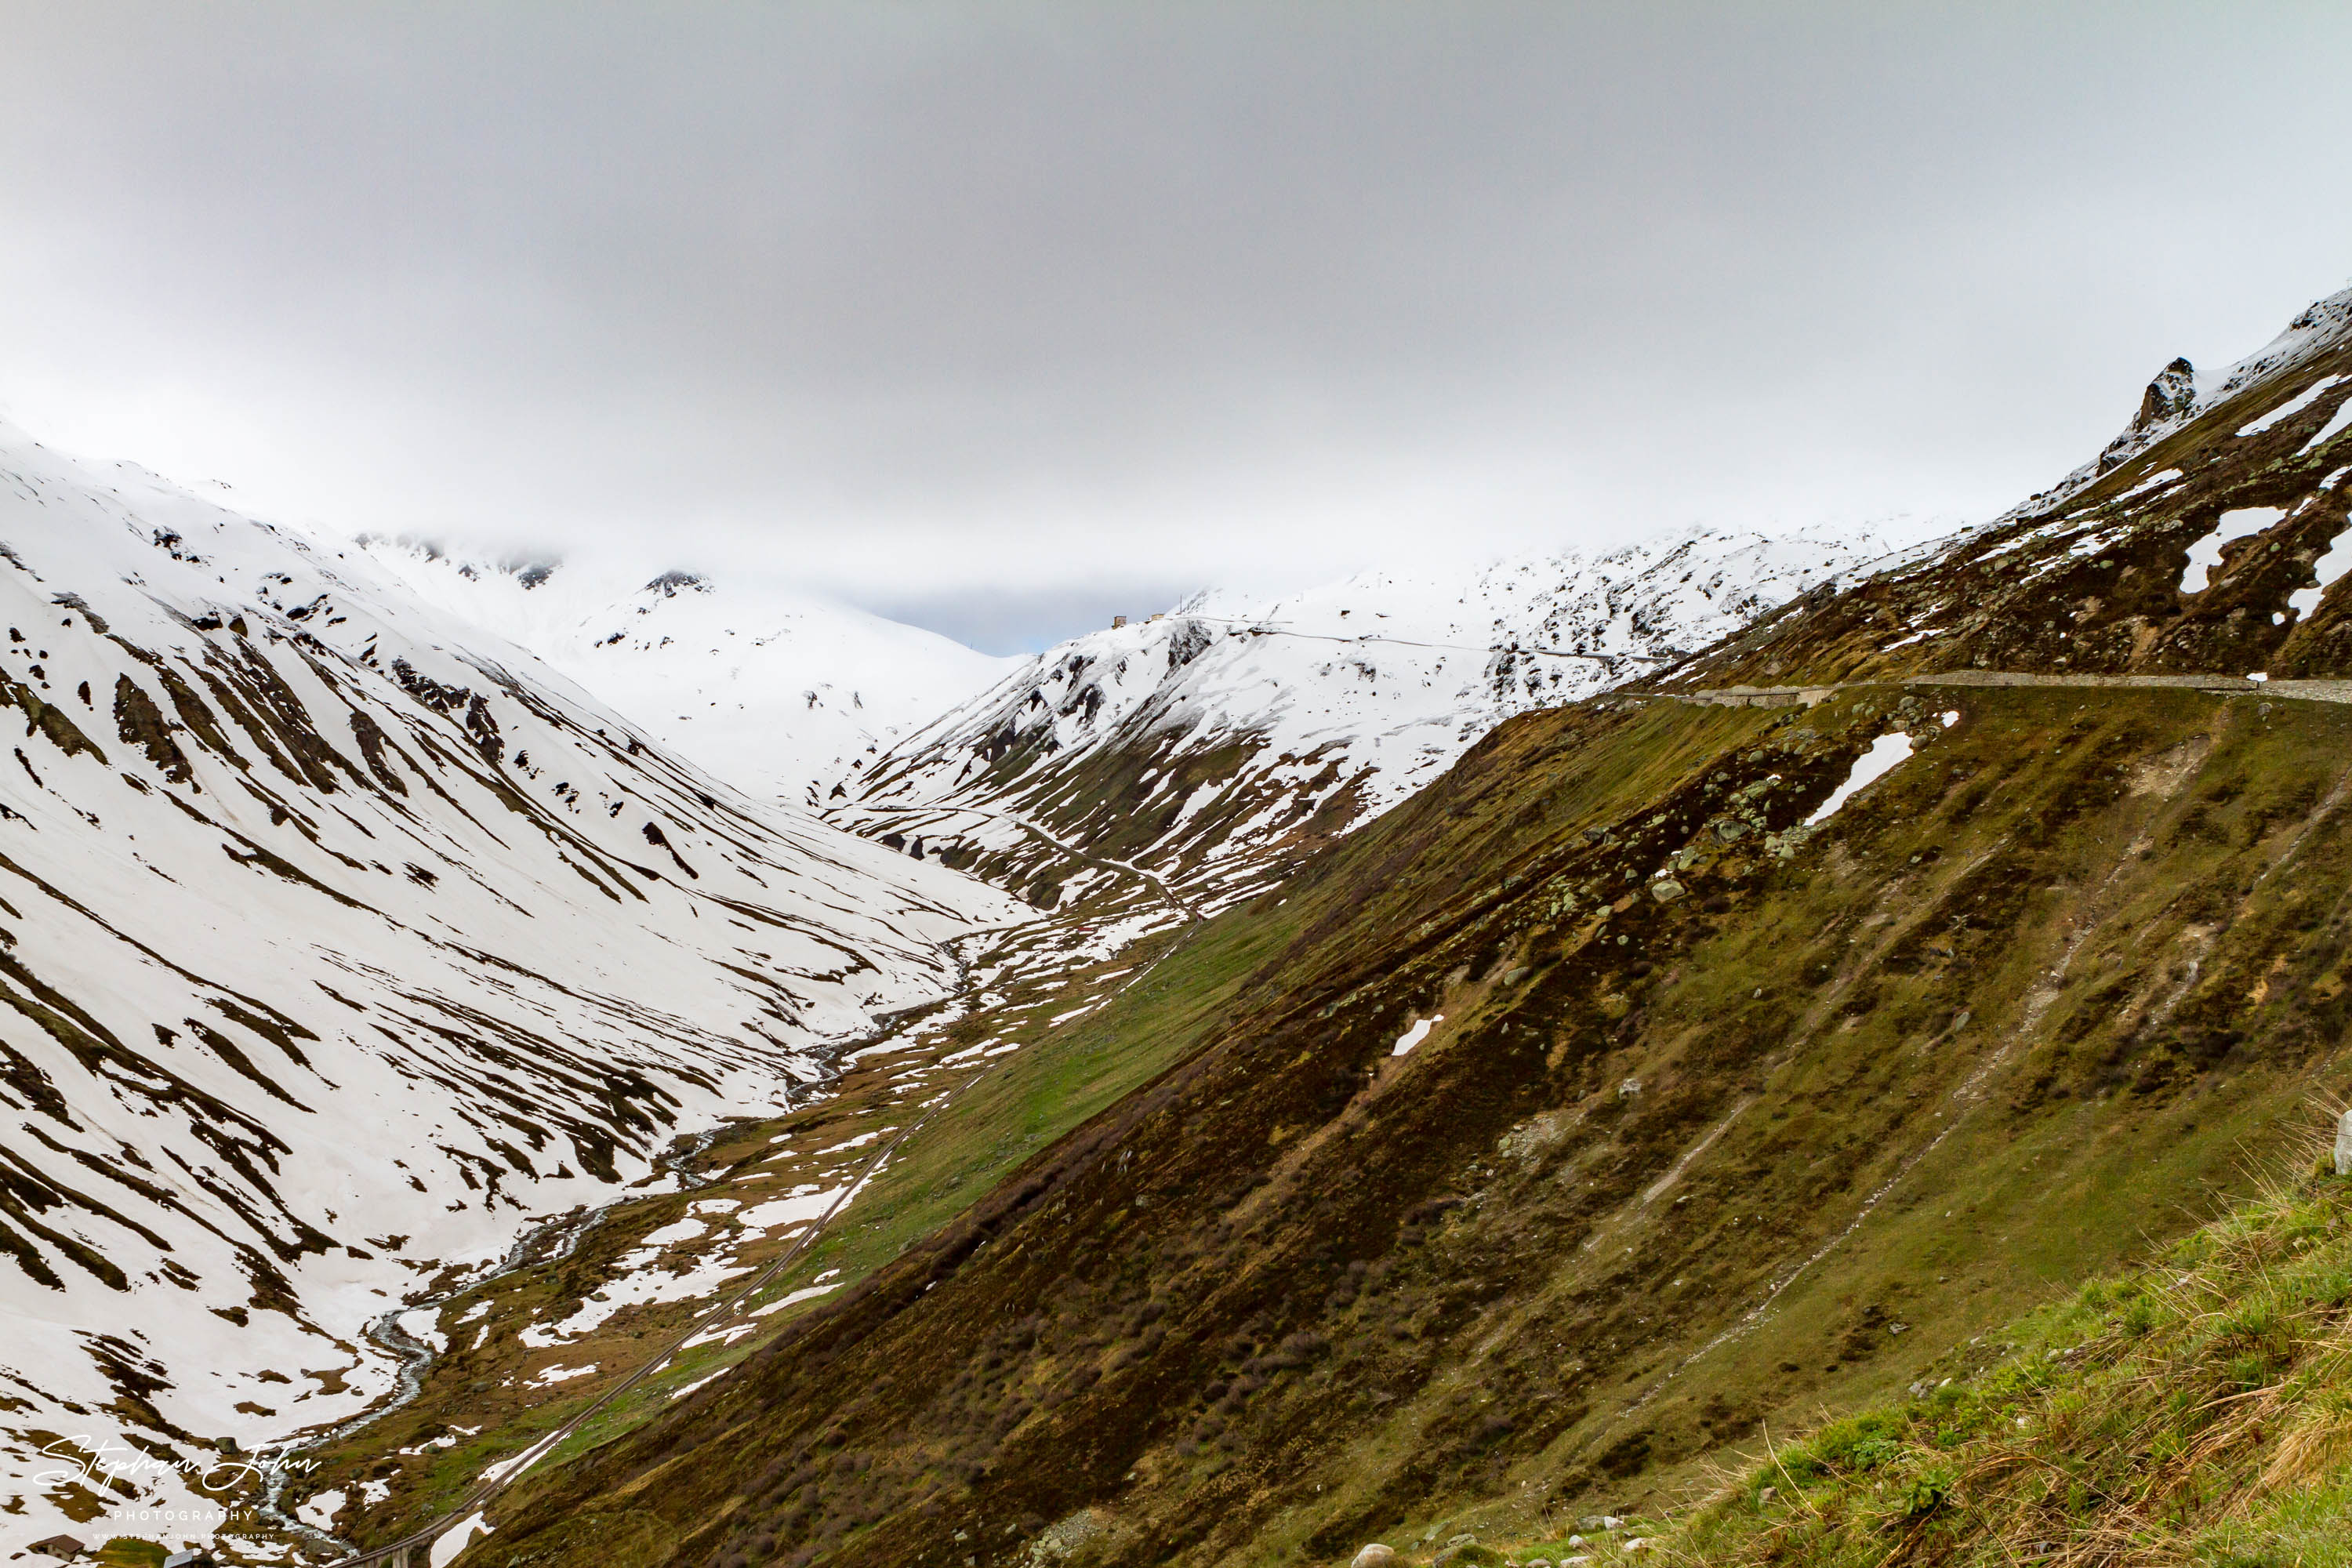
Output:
[1636, 670, 2352, 709]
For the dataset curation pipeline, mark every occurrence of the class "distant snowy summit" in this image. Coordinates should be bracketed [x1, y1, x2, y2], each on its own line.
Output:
[351, 537, 1015, 803]
[833, 526, 1881, 913]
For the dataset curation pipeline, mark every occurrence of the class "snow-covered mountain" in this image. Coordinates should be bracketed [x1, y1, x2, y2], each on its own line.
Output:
[0, 423, 1020, 1548]
[350, 539, 1015, 804]
[833, 528, 1877, 912]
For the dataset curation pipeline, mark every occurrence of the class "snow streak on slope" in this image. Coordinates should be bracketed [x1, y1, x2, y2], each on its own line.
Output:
[837, 528, 1875, 912]
[0, 424, 1021, 1552]
[351, 541, 1015, 805]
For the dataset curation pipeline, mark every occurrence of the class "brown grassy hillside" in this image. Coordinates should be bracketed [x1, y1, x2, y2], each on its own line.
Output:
[465, 671, 2352, 1568]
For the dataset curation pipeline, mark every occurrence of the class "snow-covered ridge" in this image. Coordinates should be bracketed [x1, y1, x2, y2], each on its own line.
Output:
[836, 527, 1876, 910]
[0, 422, 1019, 1550]
[2011, 281, 2352, 530]
[350, 537, 1015, 804]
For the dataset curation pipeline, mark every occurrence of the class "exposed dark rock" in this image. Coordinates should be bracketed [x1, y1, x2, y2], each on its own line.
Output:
[2134, 357, 2197, 430]
[113, 675, 194, 784]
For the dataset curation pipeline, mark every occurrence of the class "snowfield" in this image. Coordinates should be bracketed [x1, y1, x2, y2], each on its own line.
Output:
[351, 539, 1015, 806]
[0, 421, 1020, 1552]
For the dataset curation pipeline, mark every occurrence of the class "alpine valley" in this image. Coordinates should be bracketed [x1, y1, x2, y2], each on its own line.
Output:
[25, 279, 2352, 1568]
[0, 422, 1862, 1562]
[0, 426, 1018, 1552]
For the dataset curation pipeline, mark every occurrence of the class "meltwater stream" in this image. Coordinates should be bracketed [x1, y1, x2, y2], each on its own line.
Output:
[249, 1124, 732, 1559]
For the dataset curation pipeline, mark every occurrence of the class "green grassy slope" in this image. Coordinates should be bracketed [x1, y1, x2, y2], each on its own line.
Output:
[1472, 1134, 2352, 1567]
[463, 673, 2352, 1568]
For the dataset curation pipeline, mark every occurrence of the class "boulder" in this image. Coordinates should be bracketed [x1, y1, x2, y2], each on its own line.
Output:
[2336, 1106, 2352, 1175]
[1350, 1548, 1401, 1568]
[1029, 1508, 1112, 1564]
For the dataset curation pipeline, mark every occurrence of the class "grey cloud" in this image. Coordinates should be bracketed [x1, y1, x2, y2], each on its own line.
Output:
[862, 582, 1200, 658]
[4, 2, 2352, 647]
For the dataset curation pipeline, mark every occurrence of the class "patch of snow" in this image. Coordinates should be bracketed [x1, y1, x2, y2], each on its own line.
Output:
[750, 1281, 842, 1316]
[518, 1240, 753, 1346]
[2179, 507, 2289, 593]
[2291, 526, 2352, 621]
[1392, 1014, 1443, 1057]
[430, 1510, 493, 1568]
[479, 1433, 562, 1483]
[734, 1184, 852, 1234]
[681, 1319, 760, 1348]
[2300, 397, 2352, 456]
[2238, 375, 2343, 436]
[1805, 734, 1917, 826]
[397, 1306, 448, 1354]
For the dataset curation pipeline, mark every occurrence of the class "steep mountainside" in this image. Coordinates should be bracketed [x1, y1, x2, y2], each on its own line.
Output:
[1628, 1155, 2352, 1566]
[835, 530, 1873, 913]
[1666, 285, 2352, 694]
[0, 425, 1019, 1550]
[352, 540, 1014, 804]
[467, 284, 2352, 1568]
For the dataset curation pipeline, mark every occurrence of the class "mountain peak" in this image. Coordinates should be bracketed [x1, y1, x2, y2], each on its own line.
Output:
[837, 524, 1879, 913]
[2134, 355, 2198, 429]
[349, 539, 1014, 803]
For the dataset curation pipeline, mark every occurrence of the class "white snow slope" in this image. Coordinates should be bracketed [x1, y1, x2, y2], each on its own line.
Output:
[836, 528, 1877, 913]
[0, 423, 1020, 1552]
[350, 540, 1014, 806]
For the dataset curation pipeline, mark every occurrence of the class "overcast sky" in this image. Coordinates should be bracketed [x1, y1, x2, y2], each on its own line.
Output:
[5, 4, 2352, 652]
